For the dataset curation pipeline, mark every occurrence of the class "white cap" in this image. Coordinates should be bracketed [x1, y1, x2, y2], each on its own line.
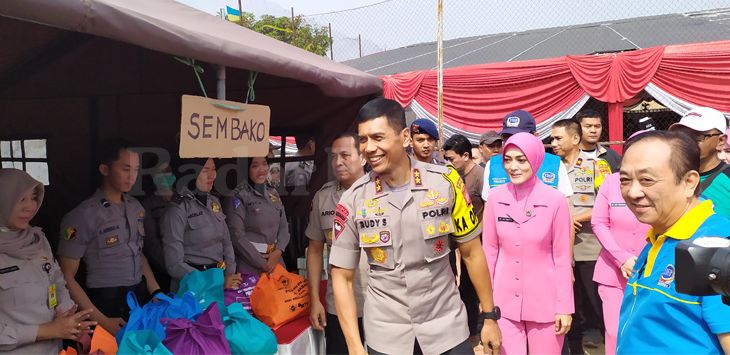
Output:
[670, 107, 728, 133]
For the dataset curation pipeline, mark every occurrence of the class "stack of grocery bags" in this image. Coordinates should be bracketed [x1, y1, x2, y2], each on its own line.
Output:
[67, 265, 310, 355]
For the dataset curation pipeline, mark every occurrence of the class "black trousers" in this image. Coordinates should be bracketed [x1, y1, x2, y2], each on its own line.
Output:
[368, 338, 473, 355]
[325, 313, 364, 355]
[85, 280, 150, 319]
[564, 260, 604, 354]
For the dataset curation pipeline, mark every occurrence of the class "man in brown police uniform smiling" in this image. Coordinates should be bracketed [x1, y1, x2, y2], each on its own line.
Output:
[330, 98, 502, 355]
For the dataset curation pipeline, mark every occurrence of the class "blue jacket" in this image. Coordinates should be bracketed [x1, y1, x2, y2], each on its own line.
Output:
[488, 152, 561, 189]
[617, 201, 730, 354]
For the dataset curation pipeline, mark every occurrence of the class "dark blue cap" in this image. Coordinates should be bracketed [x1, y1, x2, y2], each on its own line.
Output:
[410, 118, 439, 140]
[499, 110, 536, 136]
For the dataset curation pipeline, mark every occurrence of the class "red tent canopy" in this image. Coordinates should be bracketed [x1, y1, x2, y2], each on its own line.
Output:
[382, 40, 730, 153]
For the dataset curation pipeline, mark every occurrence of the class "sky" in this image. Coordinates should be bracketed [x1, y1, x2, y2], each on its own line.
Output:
[176, 0, 730, 61]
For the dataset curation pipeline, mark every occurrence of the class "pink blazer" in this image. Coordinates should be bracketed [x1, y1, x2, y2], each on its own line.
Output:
[591, 173, 650, 288]
[482, 180, 574, 323]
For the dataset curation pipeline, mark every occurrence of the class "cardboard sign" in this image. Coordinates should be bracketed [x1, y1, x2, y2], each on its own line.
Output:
[180, 95, 270, 158]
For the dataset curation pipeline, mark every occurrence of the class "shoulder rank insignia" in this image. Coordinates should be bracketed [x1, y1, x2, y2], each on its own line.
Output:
[413, 169, 422, 186]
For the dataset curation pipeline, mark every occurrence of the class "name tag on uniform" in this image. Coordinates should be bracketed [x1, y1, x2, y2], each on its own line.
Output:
[48, 283, 57, 309]
[610, 202, 627, 207]
[0, 265, 19, 274]
[497, 217, 515, 223]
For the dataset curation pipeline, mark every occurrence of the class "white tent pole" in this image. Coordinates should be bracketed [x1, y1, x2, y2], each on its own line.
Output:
[217, 9, 226, 100]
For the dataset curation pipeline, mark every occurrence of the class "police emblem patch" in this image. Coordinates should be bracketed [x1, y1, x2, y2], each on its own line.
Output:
[657, 264, 675, 288]
[370, 247, 386, 263]
[360, 233, 379, 244]
[439, 221, 450, 234]
[64, 227, 77, 241]
[233, 197, 242, 209]
[379, 231, 391, 243]
[434, 239, 445, 253]
[420, 200, 435, 208]
[211, 202, 221, 213]
[105, 235, 119, 246]
[269, 193, 279, 203]
[426, 224, 436, 235]
[138, 210, 145, 218]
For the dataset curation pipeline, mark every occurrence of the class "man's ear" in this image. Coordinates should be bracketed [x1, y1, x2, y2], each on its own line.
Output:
[99, 164, 109, 177]
[401, 128, 411, 148]
[684, 170, 701, 198]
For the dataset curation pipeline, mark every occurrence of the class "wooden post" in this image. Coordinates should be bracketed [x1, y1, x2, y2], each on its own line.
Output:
[329, 23, 334, 60]
[437, 0, 444, 149]
[237, 0, 244, 26]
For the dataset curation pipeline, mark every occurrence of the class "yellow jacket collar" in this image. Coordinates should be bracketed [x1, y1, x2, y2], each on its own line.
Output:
[647, 200, 714, 244]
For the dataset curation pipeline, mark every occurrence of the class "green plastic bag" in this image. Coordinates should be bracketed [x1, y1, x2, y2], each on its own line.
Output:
[224, 303, 278, 355]
[117, 330, 172, 355]
[177, 268, 225, 315]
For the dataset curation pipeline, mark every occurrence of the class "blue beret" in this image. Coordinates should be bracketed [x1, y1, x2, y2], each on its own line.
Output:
[410, 118, 439, 140]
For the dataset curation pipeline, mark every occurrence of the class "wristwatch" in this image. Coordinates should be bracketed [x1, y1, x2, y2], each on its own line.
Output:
[480, 306, 501, 321]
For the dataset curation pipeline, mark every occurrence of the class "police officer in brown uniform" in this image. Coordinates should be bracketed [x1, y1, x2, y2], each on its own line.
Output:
[330, 98, 502, 355]
[160, 158, 240, 291]
[551, 119, 610, 353]
[224, 157, 290, 274]
[57, 139, 160, 335]
[306, 132, 369, 354]
[0, 169, 95, 354]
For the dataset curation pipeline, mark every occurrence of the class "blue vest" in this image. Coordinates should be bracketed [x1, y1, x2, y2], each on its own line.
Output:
[488, 153, 561, 188]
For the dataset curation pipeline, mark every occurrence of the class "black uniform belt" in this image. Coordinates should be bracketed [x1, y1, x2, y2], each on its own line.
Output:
[187, 262, 220, 271]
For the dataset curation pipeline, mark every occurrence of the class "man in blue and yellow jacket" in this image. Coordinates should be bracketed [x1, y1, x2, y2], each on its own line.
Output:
[616, 130, 730, 354]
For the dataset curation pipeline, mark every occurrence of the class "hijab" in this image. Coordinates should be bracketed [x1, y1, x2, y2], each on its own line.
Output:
[502, 132, 545, 182]
[502, 133, 545, 206]
[0, 168, 51, 259]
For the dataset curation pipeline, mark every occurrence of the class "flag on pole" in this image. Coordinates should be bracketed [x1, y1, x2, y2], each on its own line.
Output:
[226, 5, 241, 22]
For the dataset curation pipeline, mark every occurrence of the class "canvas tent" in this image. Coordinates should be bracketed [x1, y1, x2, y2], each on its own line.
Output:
[0, 0, 382, 254]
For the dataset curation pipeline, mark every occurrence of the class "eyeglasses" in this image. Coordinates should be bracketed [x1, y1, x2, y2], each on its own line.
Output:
[694, 133, 723, 143]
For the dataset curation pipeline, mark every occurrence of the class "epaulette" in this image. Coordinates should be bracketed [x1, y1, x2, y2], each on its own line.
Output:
[318, 180, 337, 193]
[425, 163, 451, 174]
[171, 193, 193, 205]
[350, 173, 372, 191]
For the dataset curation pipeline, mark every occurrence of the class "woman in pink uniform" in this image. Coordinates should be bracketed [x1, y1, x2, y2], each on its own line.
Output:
[591, 171, 650, 355]
[483, 132, 574, 355]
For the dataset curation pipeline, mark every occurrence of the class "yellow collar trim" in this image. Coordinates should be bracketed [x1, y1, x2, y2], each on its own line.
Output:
[646, 200, 714, 244]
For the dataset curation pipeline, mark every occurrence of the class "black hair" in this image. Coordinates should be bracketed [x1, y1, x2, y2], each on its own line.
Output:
[294, 135, 315, 150]
[574, 109, 603, 123]
[356, 97, 406, 132]
[332, 131, 360, 152]
[553, 119, 583, 142]
[442, 134, 472, 158]
[623, 130, 700, 195]
[97, 138, 135, 167]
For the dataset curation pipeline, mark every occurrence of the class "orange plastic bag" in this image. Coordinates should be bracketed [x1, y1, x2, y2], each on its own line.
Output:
[89, 326, 117, 355]
[250, 264, 310, 329]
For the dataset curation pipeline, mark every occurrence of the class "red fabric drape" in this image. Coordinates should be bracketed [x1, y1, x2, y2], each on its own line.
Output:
[383, 58, 584, 131]
[381, 39, 730, 139]
[653, 40, 730, 112]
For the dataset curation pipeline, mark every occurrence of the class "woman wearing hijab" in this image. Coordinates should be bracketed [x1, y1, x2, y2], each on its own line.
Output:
[482, 133, 574, 354]
[591, 132, 651, 355]
[160, 158, 241, 291]
[0, 168, 96, 354]
[223, 156, 290, 274]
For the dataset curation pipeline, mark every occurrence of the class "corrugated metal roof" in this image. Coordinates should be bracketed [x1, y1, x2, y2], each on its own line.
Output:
[345, 8, 730, 75]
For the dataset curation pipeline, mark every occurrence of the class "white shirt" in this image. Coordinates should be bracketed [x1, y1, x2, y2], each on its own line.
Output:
[481, 160, 573, 201]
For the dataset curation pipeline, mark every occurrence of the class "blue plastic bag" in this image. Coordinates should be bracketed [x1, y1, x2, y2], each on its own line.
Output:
[224, 302, 278, 355]
[117, 330, 172, 355]
[177, 268, 225, 314]
[116, 291, 201, 343]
